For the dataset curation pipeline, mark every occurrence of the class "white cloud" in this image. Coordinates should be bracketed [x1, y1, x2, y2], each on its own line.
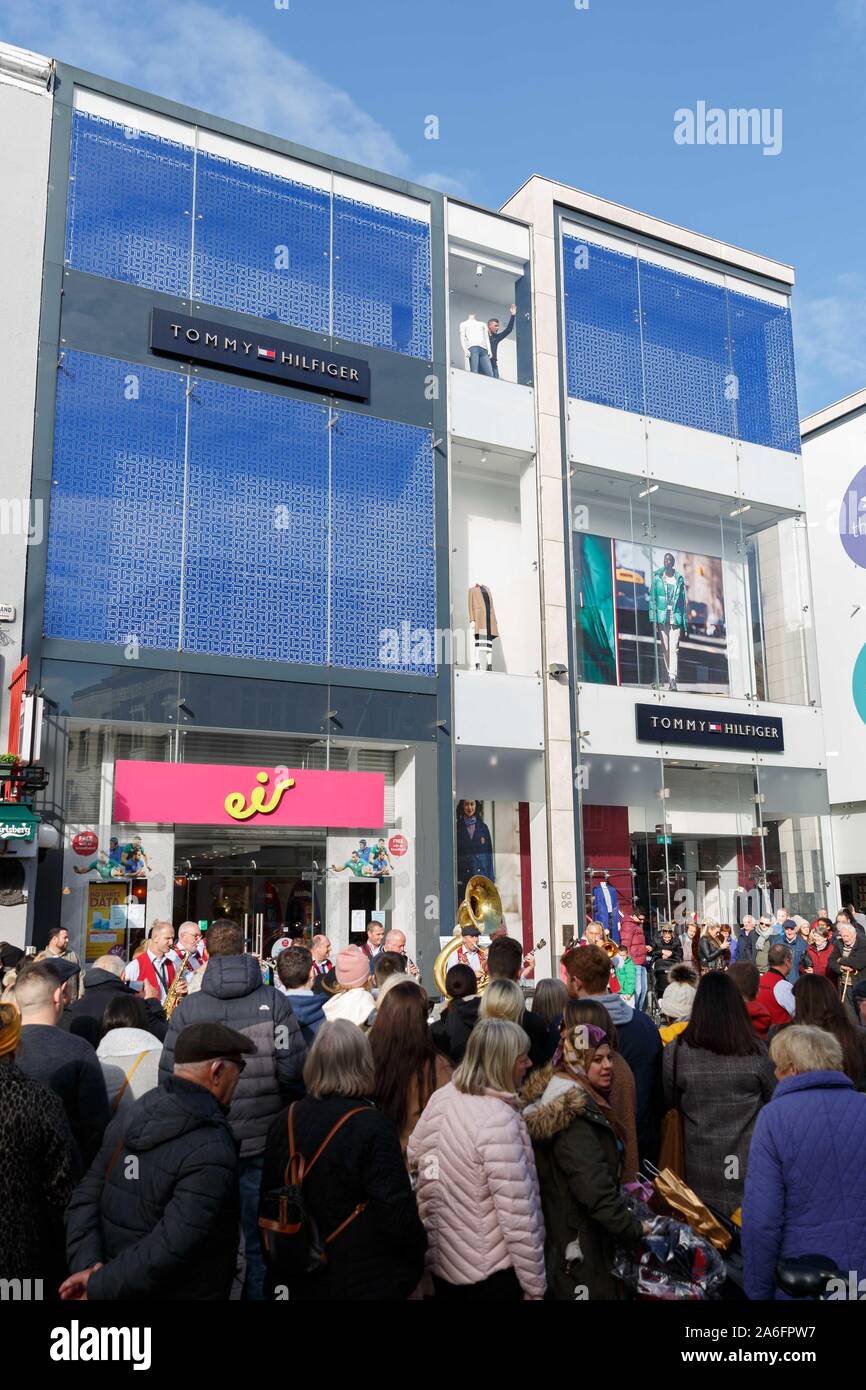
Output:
[0, 0, 430, 179]
[793, 274, 866, 411]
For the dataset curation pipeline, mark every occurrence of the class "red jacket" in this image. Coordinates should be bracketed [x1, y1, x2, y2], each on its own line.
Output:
[620, 918, 648, 966]
[757, 969, 791, 1028]
[745, 997, 772, 1038]
[802, 943, 833, 977]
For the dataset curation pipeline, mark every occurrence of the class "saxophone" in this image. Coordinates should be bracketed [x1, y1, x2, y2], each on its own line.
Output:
[163, 951, 192, 1018]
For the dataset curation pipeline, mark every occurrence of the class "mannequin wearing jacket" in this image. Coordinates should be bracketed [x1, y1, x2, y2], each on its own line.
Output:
[592, 880, 622, 943]
[456, 800, 495, 901]
[459, 314, 493, 376]
[468, 584, 499, 671]
[648, 552, 687, 691]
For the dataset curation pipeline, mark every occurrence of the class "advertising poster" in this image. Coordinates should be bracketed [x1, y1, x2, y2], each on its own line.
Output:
[574, 533, 729, 695]
[85, 882, 129, 960]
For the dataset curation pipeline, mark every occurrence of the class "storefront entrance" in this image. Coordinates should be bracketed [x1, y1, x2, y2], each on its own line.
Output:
[173, 834, 327, 949]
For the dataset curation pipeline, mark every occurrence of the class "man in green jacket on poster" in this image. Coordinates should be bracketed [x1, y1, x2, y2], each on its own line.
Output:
[648, 552, 687, 691]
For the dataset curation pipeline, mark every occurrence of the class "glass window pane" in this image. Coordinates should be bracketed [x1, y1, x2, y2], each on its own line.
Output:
[728, 291, 799, 454]
[65, 110, 193, 296]
[746, 519, 815, 705]
[332, 196, 432, 357]
[638, 261, 732, 437]
[192, 151, 330, 331]
[181, 380, 328, 663]
[562, 235, 642, 412]
[44, 352, 186, 649]
[329, 412, 435, 673]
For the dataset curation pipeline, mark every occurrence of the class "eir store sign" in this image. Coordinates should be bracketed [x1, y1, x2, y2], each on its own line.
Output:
[113, 762, 385, 829]
[635, 704, 785, 753]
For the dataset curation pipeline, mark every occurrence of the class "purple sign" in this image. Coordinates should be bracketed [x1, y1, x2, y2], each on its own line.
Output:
[839, 465, 866, 568]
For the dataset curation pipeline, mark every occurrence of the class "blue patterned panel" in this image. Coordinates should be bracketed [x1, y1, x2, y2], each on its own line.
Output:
[44, 352, 186, 648]
[332, 197, 432, 358]
[182, 380, 328, 664]
[728, 291, 799, 454]
[639, 261, 733, 436]
[193, 151, 330, 331]
[65, 110, 193, 296]
[329, 412, 436, 674]
[562, 236, 643, 412]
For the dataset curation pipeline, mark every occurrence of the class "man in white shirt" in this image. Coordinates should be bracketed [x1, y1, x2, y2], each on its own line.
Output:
[455, 924, 487, 977]
[458, 314, 493, 376]
[310, 934, 333, 975]
[124, 921, 186, 1004]
[383, 928, 420, 980]
[171, 921, 206, 972]
[361, 921, 385, 973]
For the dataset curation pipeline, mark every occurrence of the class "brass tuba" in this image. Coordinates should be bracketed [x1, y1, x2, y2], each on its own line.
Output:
[433, 875, 502, 998]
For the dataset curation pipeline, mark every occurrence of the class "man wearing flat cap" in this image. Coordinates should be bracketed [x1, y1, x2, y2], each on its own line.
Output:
[454, 923, 487, 980]
[63, 1021, 254, 1302]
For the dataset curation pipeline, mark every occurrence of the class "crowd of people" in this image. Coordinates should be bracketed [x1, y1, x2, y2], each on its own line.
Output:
[2, 900, 866, 1302]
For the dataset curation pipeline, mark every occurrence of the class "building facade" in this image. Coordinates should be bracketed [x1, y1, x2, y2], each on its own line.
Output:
[801, 389, 866, 915]
[503, 177, 831, 941]
[0, 40, 831, 974]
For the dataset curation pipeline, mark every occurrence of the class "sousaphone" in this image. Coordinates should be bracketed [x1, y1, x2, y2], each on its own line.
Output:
[433, 874, 502, 997]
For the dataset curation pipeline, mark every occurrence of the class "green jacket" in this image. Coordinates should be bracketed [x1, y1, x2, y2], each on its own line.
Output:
[648, 567, 687, 632]
[521, 1068, 643, 1300]
[615, 954, 637, 996]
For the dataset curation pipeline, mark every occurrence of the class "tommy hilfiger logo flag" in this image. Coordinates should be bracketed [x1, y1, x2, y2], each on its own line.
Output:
[709, 722, 722, 732]
[257, 346, 276, 361]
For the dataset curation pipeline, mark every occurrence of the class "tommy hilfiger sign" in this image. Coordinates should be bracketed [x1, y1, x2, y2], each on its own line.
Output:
[150, 309, 370, 402]
[635, 703, 785, 753]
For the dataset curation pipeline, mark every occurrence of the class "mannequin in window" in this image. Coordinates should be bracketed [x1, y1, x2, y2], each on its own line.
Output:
[468, 584, 498, 671]
[456, 799, 495, 903]
[459, 313, 493, 376]
[487, 303, 517, 380]
[592, 873, 622, 943]
[648, 551, 687, 691]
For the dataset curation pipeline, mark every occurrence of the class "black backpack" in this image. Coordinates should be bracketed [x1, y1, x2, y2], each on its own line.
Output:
[258, 1103, 368, 1279]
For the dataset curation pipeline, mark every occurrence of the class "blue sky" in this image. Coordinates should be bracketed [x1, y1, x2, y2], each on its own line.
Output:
[2, 0, 864, 415]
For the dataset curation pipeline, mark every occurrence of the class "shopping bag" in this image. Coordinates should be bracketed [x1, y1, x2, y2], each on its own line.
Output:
[651, 1167, 731, 1253]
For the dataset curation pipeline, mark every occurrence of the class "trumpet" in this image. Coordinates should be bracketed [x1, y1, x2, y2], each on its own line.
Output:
[163, 951, 192, 1018]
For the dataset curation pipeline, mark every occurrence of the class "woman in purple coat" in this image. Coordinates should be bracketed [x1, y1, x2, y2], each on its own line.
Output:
[742, 1025, 866, 1299]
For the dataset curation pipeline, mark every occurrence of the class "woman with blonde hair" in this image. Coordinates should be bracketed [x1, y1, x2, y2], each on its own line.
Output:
[480, 978, 525, 1023]
[698, 919, 729, 973]
[260, 1019, 426, 1300]
[409, 1018, 546, 1300]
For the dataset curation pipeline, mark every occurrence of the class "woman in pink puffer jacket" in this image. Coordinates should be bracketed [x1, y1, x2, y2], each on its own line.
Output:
[408, 1018, 546, 1300]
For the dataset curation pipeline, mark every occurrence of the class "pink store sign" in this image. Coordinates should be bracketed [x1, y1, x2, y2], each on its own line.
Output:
[113, 761, 385, 829]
